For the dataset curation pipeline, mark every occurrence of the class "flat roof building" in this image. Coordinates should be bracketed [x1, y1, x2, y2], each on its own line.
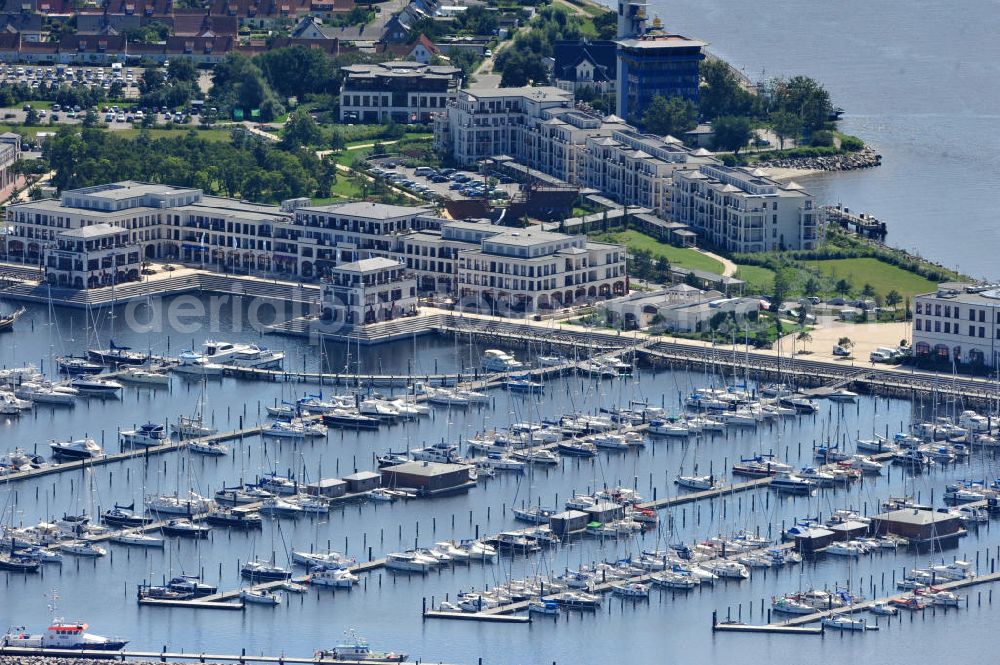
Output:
[379, 461, 475, 496]
[340, 61, 462, 124]
[912, 282, 1000, 368]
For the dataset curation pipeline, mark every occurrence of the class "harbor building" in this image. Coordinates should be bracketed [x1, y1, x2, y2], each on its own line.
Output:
[869, 508, 965, 548]
[671, 164, 822, 252]
[44, 223, 141, 289]
[911, 282, 1000, 368]
[339, 61, 462, 124]
[320, 257, 417, 326]
[456, 227, 627, 313]
[379, 461, 476, 496]
[615, 19, 705, 124]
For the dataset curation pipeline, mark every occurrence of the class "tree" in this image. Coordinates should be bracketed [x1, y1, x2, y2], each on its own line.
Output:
[455, 5, 498, 35]
[280, 109, 321, 150]
[496, 48, 549, 87]
[712, 116, 753, 154]
[796, 330, 813, 353]
[837, 336, 854, 349]
[168, 58, 198, 83]
[769, 75, 833, 133]
[803, 276, 820, 297]
[835, 278, 852, 296]
[861, 283, 876, 299]
[82, 108, 100, 128]
[24, 107, 39, 126]
[771, 266, 791, 311]
[640, 95, 696, 137]
[885, 289, 902, 310]
[140, 67, 166, 96]
[698, 60, 755, 120]
[256, 45, 335, 98]
[769, 110, 801, 149]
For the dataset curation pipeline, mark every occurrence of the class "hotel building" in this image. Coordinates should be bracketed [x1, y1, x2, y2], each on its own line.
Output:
[339, 61, 462, 124]
[912, 283, 1000, 368]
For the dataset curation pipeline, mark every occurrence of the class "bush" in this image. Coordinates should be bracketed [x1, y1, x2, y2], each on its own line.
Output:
[839, 134, 864, 151]
[808, 130, 835, 147]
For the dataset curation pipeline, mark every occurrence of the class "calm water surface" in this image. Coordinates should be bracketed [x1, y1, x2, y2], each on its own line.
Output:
[1, 300, 1000, 664]
[640, 0, 1000, 279]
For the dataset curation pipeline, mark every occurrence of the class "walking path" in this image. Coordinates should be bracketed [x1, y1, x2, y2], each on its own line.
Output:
[695, 249, 736, 277]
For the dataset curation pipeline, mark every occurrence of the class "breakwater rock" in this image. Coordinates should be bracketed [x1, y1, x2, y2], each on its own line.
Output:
[757, 146, 881, 172]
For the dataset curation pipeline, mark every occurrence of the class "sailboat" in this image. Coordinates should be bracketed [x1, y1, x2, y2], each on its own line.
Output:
[0, 306, 25, 333]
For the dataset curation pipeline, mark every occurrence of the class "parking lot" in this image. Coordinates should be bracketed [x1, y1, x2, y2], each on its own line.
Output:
[0, 63, 142, 98]
[367, 162, 521, 202]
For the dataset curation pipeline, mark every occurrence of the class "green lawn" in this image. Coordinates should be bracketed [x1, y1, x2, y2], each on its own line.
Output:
[590, 229, 725, 274]
[115, 128, 234, 142]
[734, 264, 776, 294]
[808, 257, 938, 299]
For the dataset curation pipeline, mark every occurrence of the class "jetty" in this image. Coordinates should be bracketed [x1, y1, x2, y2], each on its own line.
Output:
[0, 646, 437, 664]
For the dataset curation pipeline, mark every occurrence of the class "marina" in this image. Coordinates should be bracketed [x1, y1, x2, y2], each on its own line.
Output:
[3, 296, 1000, 664]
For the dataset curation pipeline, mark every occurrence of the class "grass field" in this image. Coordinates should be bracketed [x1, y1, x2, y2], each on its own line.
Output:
[115, 128, 234, 142]
[734, 264, 776, 294]
[808, 257, 937, 299]
[590, 229, 725, 274]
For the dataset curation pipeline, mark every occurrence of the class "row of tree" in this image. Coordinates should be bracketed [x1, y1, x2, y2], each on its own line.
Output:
[44, 126, 336, 203]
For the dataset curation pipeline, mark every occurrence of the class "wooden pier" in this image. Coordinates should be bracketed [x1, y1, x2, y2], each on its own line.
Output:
[773, 569, 1000, 627]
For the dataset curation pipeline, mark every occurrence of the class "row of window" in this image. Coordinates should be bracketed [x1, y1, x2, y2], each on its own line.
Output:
[915, 318, 998, 339]
[915, 300, 997, 323]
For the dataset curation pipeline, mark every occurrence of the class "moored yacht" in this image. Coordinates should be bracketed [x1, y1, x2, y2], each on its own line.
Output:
[121, 422, 170, 448]
[49, 437, 103, 461]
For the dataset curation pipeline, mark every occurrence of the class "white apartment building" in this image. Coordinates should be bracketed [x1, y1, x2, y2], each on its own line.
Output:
[912, 283, 1000, 368]
[671, 164, 821, 252]
[433, 86, 574, 165]
[456, 228, 626, 313]
[320, 257, 417, 326]
[339, 62, 462, 124]
[45, 223, 142, 289]
[434, 86, 715, 217]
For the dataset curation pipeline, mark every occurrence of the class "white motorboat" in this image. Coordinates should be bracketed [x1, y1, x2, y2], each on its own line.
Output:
[262, 419, 327, 440]
[651, 572, 698, 590]
[611, 582, 649, 598]
[240, 589, 282, 606]
[49, 437, 103, 460]
[826, 389, 859, 402]
[511, 448, 560, 465]
[291, 550, 353, 569]
[70, 377, 123, 396]
[958, 410, 991, 433]
[110, 530, 165, 548]
[481, 349, 525, 372]
[384, 551, 435, 573]
[172, 414, 217, 439]
[311, 567, 359, 588]
[118, 368, 171, 386]
[869, 602, 898, 616]
[358, 399, 400, 420]
[770, 473, 816, 494]
[188, 440, 228, 455]
[821, 615, 867, 631]
[229, 344, 285, 369]
[58, 541, 107, 557]
[647, 418, 690, 437]
[315, 630, 407, 663]
[259, 497, 306, 517]
[826, 541, 865, 557]
[15, 382, 76, 406]
[703, 561, 749, 579]
[121, 422, 170, 447]
[173, 351, 225, 376]
[771, 596, 816, 615]
[856, 436, 899, 453]
[847, 454, 883, 474]
[425, 387, 471, 407]
[145, 492, 213, 515]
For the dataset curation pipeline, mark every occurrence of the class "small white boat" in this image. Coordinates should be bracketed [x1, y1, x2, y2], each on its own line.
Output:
[821, 614, 867, 631]
[70, 377, 123, 396]
[675, 474, 719, 491]
[240, 588, 282, 605]
[118, 368, 171, 386]
[187, 440, 228, 456]
[172, 415, 218, 439]
[173, 351, 225, 376]
[279, 581, 308, 593]
[311, 567, 359, 588]
[121, 422, 170, 448]
[869, 602, 898, 616]
[611, 582, 649, 598]
[110, 530, 165, 548]
[49, 437, 103, 460]
[528, 600, 560, 615]
[59, 541, 107, 557]
[368, 488, 396, 502]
